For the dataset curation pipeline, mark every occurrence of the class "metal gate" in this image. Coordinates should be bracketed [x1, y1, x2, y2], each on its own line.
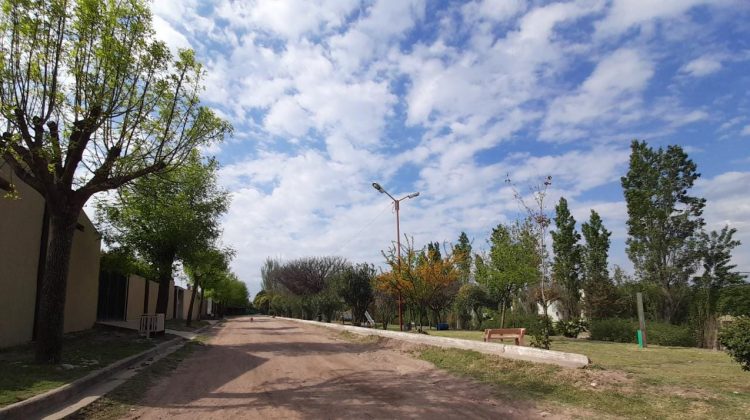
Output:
[97, 271, 128, 320]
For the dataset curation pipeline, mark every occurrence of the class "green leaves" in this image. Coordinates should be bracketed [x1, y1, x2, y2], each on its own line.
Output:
[621, 140, 705, 323]
[551, 197, 582, 321]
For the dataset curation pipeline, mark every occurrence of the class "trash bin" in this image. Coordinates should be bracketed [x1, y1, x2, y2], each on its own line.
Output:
[437, 322, 449, 330]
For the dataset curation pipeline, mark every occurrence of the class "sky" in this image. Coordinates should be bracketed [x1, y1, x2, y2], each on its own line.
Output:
[145, 0, 750, 297]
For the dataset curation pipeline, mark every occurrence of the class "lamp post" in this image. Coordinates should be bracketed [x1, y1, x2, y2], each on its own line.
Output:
[372, 182, 419, 332]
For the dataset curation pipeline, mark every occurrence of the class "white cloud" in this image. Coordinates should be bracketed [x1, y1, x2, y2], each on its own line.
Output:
[595, 0, 722, 38]
[542, 48, 654, 141]
[682, 56, 723, 77]
[741, 125, 750, 136]
[214, 0, 359, 40]
[697, 172, 750, 271]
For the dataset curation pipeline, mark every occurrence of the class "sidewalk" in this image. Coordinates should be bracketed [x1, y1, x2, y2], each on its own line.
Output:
[0, 321, 219, 420]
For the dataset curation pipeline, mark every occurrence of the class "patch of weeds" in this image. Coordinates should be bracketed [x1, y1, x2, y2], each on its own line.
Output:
[419, 347, 749, 419]
[0, 328, 165, 407]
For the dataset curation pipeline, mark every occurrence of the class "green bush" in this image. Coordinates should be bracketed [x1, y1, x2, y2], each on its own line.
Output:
[555, 319, 589, 338]
[590, 318, 696, 347]
[590, 318, 637, 343]
[718, 285, 750, 317]
[647, 322, 696, 347]
[719, 316, 750, 371]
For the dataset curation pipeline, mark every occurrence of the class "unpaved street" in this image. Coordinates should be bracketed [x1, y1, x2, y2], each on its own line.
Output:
[125, 316, 559, 419]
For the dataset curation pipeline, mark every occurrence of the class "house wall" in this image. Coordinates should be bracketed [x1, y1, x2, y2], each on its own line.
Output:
[63, 213, 101, 334]
[126, 274, 146, 321]
[1, 164, 101, 348]
[0, 165, 45, 348]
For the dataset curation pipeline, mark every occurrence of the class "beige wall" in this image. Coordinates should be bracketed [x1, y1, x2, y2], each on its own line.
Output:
[126, 274, 146, 321]
[0, 165, 45, 348]
[166, 281, 174, 320]
[0, 164, 101, 348]
[63, 213, 101, 334]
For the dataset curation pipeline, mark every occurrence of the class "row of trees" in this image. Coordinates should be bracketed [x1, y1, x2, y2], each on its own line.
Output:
[0, 0, 235, 362]
[255, 140, 747, 350]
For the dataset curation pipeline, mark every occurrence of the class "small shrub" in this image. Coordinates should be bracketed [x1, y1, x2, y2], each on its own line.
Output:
[647, 322, 696, 347]
[529, 315, 553, 349]
[590, 318, 637, 343]
[719, 316, 750, 371]
[555, 319, 588, 338]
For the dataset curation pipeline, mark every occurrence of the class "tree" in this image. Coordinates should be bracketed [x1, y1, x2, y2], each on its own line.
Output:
[508, 175, 553, 349]
[454, 283, 488, 330]
[581, 210, 616, 319]
[453, 232, 473, 283]
[621, 140, 705, 323]
[381, 238, 459, 330]
[336, 263, 376, 325]
[98, 151, 229, 317]
[551, 197, 582, 321]
[183, 246, 233, 326]
[253, 290, 271, 314]
[693, 226, 745, 347]
[476, 221, 539, 327]
[0, 0, 230, 362]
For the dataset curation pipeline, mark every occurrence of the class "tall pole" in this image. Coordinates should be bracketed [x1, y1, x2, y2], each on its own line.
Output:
[371, 182, 418, 334]
[395, 200, 403, 331]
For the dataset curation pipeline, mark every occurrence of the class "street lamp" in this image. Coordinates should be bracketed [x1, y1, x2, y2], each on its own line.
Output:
[372, 182, 420, 331]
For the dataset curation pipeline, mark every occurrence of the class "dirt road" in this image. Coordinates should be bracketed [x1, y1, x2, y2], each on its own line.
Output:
[125, 316, 560, 419]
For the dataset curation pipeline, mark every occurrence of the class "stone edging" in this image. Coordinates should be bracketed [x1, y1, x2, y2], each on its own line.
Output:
[0, 322, 217, 420]
[279, 317, 590, 369]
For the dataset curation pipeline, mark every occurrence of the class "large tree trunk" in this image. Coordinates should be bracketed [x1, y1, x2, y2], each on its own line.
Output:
[185, 284, 199, 327]
[35, 212, 78, 364]
[197, 287, 204, 321]
[155, 254, 175, 315]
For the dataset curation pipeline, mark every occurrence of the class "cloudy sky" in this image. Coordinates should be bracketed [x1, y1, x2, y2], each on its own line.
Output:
[147, 0, 750, 296]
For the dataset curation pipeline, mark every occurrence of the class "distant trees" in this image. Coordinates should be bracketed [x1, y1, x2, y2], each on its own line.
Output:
[336, 264, 376, 325]
[0, 0, 230, 363]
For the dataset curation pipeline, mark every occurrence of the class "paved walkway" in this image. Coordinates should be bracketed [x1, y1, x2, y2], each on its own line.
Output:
[121, 316, 564, 419]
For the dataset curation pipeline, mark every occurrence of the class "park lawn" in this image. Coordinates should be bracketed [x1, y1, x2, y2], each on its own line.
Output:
[421, 330, 750, 419]
[0, 327, 165, 407]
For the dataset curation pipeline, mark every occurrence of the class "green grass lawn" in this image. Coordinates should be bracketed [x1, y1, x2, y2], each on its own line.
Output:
[417, 329, 749, 419]
[0, 327, 166, 407]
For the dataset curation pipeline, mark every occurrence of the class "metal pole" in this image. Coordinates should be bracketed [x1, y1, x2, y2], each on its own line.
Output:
[636, 292, 647, 348]
[395, 200, 403, 332]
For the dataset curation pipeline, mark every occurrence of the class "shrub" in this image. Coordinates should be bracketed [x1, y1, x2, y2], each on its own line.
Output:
[529, 315, 553, 349]
[590, 318, 697, 347]
[555, 319, 589, 338]
[647, 322, 696, 347]
[719, 316, 750, 371]
[717, 285, 750, 317]
[590, 318, 637, 343]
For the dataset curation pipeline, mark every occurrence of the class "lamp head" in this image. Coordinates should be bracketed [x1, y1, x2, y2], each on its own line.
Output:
[407, 192, 420, 199]
[372, 182, 384, 193]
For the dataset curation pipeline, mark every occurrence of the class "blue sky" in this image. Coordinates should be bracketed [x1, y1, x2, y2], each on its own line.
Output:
[148, 0, 750, 295]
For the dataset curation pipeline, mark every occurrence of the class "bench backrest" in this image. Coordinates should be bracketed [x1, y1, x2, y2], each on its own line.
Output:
[485, 328, 525, 336]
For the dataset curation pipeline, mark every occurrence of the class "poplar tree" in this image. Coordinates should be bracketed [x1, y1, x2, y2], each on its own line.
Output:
[551, 197, 582, 321]
[581, 210, 615, 319]
[621, 140, 705, 323]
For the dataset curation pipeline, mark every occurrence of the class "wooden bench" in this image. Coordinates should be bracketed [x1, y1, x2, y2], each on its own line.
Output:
[483, 328, 526, 346]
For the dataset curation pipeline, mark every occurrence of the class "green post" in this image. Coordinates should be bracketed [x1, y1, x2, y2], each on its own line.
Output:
[637, 329, 644, 348]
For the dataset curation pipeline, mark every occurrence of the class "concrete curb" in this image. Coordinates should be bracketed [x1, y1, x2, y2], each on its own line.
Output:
[279, 317, 590, 369]
[0, 322, 219, 420]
